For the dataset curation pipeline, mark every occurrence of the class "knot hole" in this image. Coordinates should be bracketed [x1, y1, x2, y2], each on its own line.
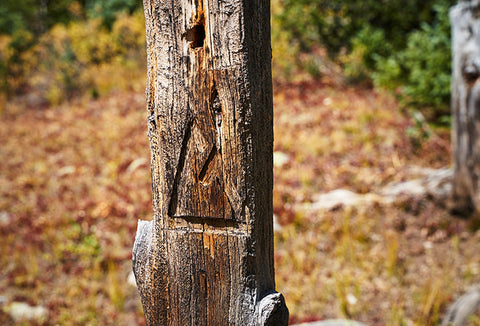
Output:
[186, 15, 205, 49]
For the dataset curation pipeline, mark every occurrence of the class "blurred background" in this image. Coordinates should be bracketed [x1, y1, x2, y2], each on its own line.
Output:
[1, 0, 478, 325]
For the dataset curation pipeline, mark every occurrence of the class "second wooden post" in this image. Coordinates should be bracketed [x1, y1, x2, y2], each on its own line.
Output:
[450, 1, 480, 214]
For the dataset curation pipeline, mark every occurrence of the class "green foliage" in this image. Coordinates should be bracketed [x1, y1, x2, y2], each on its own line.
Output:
[276, 0, 444, 58]
[406, 111, 432, 149]
[85, 0, 140, 29]
[0, 0, 141, 36]
[0, 29, 35, 94]
[0, 2, 146, 104]
[0, 0, 144, 102]
[0, 0, 40, 35]
[273, 0, 457, 120]
[343, 25, 391, 84]
[35, 11, 146, 104]
[402, 2, 452, 115]
[0, 0, 458, 117]
[56, 222, 101, 262]
[0, 0, 84, 36]
[373, 1, 452, 119]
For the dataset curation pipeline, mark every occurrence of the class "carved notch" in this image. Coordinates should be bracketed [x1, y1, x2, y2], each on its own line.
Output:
[168, 84, 235, 220]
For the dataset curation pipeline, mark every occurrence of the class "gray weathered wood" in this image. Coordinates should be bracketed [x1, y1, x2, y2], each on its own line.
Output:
[441, 284, 480, 326]
[450, 0, 480, 214]
[133, 0, 288, 324]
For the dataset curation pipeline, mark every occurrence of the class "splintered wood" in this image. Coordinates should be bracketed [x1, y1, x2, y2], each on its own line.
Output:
[133, 0, 288, 325]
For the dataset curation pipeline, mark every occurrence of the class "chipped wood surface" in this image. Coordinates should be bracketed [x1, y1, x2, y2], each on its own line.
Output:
[133, 0, 288, 324]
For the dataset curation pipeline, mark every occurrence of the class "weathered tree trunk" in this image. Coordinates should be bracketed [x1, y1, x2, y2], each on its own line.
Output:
[132, 0, 289, 324]
[450, 0, 480, 214]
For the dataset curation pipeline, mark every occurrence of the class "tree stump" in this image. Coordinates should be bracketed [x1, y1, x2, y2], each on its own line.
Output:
[132, 0, 289, 324]
[450, 0, 480, 214]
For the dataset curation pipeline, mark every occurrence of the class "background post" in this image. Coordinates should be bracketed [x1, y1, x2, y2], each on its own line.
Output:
[450, 0, 480, 214]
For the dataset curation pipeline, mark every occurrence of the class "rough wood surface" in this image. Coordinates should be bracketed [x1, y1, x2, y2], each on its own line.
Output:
[450, 0, 480, 214]
[441, 284, 480, 326]
[133, 0, 288, 324]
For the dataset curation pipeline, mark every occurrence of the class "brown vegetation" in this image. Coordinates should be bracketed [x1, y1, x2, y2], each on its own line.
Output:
[0, 77, 479, 325]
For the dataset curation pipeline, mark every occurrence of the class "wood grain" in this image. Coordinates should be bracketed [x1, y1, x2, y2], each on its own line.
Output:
[450, 1, 480, 214]
[133, 0, 288, 324]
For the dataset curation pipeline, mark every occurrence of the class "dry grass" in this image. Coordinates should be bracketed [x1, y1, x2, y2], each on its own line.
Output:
[0, 93, 150, 325]
[0, 79, 479, 325]
[272, 81, 479, 325]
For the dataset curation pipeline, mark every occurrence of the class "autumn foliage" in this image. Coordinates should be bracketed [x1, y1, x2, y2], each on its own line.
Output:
[1, 2, 480, 326]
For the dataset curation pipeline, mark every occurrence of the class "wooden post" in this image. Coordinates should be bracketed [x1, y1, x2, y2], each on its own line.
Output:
[450, 0, 480, 214]
[133, 0, 289, 324]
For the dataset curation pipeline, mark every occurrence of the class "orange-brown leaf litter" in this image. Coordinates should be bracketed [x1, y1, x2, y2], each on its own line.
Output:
[0, 82, 478, 325]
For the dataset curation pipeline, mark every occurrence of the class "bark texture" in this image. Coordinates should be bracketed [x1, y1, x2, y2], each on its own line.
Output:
[133, 0, 288, 324]
[450, 0, 480, 214]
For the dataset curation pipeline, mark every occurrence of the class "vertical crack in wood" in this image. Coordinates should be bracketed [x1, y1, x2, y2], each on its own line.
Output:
[197, 86, 221, 183]
[211, 88, 223, 151]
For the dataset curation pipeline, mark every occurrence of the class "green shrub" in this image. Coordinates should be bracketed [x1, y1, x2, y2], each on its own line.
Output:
[402, 2, 452, 117]
[275, 0, 446, 59]
[4, 9, 147, 105]
[0, 29, 35, 95]
[271, 0, 302, 81]
[342, 25, 391, 84]
[85, 0, 140, 29]
[272, 0, 456, 120]
[0, 1, 145, 103]
[373, 0, 452, 120]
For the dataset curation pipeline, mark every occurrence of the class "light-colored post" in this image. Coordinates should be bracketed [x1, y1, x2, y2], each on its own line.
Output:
[450, 0, 480, 214]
